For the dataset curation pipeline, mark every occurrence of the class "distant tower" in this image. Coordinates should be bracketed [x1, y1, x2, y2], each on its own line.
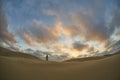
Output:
[46, 54, 48, 61]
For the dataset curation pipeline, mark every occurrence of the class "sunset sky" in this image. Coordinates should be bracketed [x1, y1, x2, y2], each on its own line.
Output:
[0, 0, 120, 61]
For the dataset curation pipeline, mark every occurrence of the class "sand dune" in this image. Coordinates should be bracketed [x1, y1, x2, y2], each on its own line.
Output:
[0, 47, 120, 80]
[0, 47, 39, 60]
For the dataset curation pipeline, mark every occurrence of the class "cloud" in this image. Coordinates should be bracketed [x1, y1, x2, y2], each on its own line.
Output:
[7, 44, 19, 51]
[34, 50, 70, 61]
[21, 19, 54, 46]
[113, 40, 120, 48]
[45, 21, 63, 37]
[24, 48, 36, 54]
[87, 47, 95, 53]
[46, 0, 120, 51]
[70, 13, 110, 43]
[108, 40, 120, 51]
[50, 43, 70, 52]
[115, 28, 120, 36]
[23, 33, 37, 46]
[20, 20, 70, 46]
[110, 0, 120, 27]
[73, 41, 89, 51]
[42, 0, 120, 49]
[49, 53, 70, 61]
[4, 0, 120, 61]
[0, 2, 16, 46]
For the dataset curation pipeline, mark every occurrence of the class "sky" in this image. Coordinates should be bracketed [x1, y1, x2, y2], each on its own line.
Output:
[0, 0, 120, 61]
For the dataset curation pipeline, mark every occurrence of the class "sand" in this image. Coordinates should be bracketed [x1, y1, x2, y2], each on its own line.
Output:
[0, 47, 120, 80]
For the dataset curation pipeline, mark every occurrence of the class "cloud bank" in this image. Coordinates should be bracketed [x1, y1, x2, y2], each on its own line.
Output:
[1, 0, 120, 61]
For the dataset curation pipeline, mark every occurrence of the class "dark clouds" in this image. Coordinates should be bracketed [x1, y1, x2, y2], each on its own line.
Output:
[73, 41, 89, 51]
[0, 1, 16, 46]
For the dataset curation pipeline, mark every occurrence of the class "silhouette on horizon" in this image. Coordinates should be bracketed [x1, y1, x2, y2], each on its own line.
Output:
[46, 54, 49, 61]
